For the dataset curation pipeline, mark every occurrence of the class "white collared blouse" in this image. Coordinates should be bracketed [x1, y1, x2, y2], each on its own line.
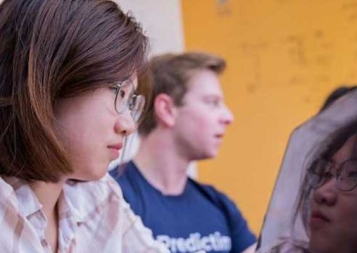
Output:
[0, 174, 169, 253]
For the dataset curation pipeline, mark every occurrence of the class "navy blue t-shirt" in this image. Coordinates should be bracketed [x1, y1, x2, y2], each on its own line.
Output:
[110, 161, 256, 253]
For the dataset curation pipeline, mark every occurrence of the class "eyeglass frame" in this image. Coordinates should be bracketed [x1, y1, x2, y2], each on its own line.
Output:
[111, 79, 145, 122]
[307, 157, 357, 192]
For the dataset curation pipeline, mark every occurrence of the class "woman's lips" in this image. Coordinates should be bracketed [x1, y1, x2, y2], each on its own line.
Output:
[310, 210, 331, 228]
[109, 148, 120, 158]
[108, 143, 123, 158]
[108, 143, 123, 150]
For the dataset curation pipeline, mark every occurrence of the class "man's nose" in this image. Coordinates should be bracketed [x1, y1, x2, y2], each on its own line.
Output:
[221, 105, 234, 125]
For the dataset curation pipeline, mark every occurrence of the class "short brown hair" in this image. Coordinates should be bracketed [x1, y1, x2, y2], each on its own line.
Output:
[0, 0, 148, 182]
[138, 52, 226, 136]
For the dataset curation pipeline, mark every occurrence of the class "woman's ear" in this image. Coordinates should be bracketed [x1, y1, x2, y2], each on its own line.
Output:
[153, 93, 177, 127]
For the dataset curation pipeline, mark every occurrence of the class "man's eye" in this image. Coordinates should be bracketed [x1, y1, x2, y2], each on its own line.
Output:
[206, 99, 220, 107]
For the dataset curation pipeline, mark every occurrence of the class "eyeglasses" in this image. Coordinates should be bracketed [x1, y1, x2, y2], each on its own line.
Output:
[111, 79, 145, 122]
[308, 158, 357, 191]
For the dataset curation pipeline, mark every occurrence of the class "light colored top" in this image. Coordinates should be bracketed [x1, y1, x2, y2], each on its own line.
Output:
[0, 174, 169, 253]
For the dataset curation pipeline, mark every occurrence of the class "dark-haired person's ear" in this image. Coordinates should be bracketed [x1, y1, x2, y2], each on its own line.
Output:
[154, 93, 177, 127]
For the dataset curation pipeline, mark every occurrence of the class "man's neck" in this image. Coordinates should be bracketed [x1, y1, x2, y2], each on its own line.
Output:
[134, 133, 192, 195]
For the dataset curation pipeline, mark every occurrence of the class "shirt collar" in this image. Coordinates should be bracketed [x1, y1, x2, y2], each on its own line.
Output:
[2, 174, 115, 225]
[61, 174, 115, 223]
[3, 177, 42, 218]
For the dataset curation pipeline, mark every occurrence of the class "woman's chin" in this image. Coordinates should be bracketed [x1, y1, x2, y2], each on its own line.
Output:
[309, 235, 333, 253]
[68, 167, 108, 182]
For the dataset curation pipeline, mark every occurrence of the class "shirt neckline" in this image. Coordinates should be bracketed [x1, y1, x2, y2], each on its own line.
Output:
[129, 161, 191, 199]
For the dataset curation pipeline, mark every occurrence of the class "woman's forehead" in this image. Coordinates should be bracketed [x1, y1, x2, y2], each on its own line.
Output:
[332, 134, 357, 163]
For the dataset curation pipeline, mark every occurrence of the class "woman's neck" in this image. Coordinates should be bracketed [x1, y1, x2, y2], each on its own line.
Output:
[28, 180, 64, 218]
[29, 180, 65, 252]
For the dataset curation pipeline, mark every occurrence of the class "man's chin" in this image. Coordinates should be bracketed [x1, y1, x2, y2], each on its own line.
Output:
[207, 148, 219, 158]
[193, 150, 219, 160]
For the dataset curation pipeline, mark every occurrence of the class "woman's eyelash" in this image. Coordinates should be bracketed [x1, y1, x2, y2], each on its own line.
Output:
[109, 86, 118, 94]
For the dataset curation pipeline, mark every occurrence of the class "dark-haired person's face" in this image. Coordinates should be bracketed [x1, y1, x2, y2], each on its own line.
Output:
[172, 69, 234, 160]
[309, 134, 357, 253]
[54, 78, 138, 181]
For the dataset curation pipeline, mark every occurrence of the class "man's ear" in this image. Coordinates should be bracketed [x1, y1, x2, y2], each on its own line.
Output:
[154, 93, 177, 127]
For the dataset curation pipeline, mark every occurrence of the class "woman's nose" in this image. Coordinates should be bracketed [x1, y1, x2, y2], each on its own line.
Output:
[114, 110, 136, 137]
[313, 178, 338, 206]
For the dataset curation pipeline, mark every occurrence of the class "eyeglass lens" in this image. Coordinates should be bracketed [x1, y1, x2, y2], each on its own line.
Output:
[114, 80, 145, 122]
[308, 158, 357, 191]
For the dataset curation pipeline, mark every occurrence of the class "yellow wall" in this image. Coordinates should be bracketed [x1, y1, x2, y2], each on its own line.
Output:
[181, 0, 357, 234]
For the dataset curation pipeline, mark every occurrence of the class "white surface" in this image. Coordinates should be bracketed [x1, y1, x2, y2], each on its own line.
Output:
[111, 0, 185, 164]
[115, 0, 185, 56]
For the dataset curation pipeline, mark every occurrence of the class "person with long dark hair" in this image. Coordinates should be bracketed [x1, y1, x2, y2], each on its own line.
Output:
[0, 0, 168, 252]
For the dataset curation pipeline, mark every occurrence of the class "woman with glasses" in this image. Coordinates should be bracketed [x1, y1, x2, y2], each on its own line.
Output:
[0, 0, 168, 252]
[297, 122, 357, 253]
[259, 93, 357, 252]
[262, 125, 357, 253]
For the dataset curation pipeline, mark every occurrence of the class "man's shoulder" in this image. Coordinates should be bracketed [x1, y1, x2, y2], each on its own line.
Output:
[109, 161, 142, 201]
[188, 178, 234, 206]
[189, 178, 257, 250]
[109, 161, 137, 184]
[188, 178, 249, 226]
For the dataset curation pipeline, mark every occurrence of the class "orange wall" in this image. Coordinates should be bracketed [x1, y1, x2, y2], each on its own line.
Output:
[181, 0, 357, 234]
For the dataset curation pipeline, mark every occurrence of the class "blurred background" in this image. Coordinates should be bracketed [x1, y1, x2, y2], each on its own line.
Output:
[116, 0, 357, 235]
